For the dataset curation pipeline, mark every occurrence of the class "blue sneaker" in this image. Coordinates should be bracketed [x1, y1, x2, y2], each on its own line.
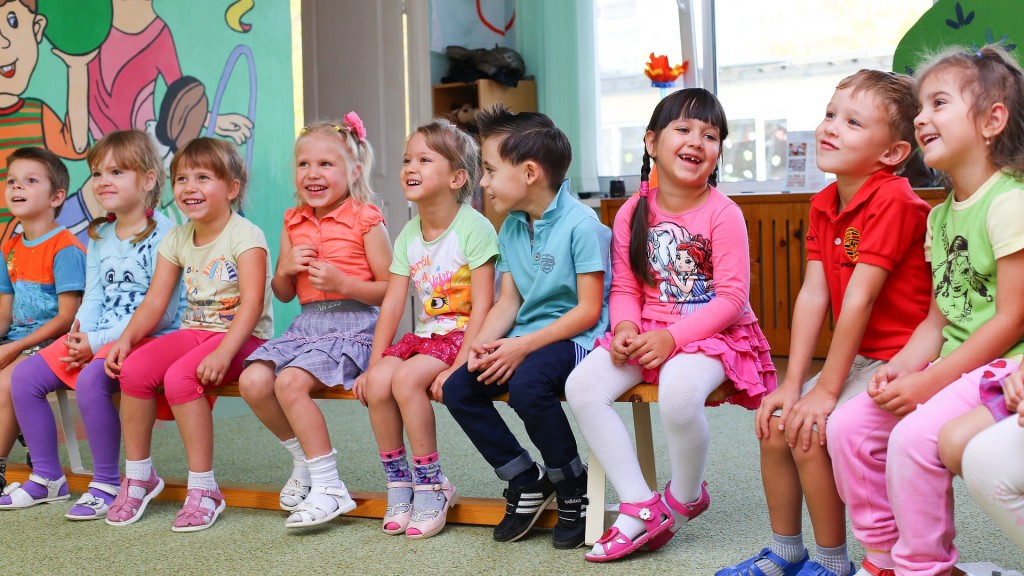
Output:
[716, 547, 810, 576]
[794, 560, 856, 576]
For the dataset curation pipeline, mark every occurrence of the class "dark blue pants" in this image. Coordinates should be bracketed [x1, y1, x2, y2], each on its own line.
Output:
[442, 340, 586, 484]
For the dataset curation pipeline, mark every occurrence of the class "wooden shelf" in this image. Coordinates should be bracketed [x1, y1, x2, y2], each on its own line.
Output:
[431, 78, 537, 117]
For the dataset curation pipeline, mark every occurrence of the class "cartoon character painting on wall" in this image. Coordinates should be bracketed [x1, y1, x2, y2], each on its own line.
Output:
[1, 0, 259, 240]
[647, 221, 714, 315]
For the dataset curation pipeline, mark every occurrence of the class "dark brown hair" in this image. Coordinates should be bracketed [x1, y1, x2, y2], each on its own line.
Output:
[476, 104, 571, 191]
[7, 147, 69, 218]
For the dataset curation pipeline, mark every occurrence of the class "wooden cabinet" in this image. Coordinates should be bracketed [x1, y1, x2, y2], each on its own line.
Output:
[432, 79, 538, 232]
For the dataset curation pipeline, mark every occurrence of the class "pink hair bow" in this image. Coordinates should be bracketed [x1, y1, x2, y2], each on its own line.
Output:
[343, 111, 366, 142]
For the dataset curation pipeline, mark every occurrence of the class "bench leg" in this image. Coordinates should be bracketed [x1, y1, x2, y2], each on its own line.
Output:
[633, 402, 657, 491]
[584, 451, 608, 546]
[53, 389, 88, 475]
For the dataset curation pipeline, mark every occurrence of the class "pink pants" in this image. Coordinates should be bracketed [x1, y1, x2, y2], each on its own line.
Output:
[828, 358, 1018, 576]
[119, 329, 265, 405]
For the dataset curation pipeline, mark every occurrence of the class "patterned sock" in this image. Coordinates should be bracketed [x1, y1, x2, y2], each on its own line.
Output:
[305, 449, 343, 515]
[754, 532, 806, 576]
[412, 452, 449, 515]
[281, 437, 310, 485]
[381, 446, 412, 504]
[864, 549, 895, 570]
[814, 543, 851, 575]
[125, 458, 154, 500]
[187, 470, 219, 512]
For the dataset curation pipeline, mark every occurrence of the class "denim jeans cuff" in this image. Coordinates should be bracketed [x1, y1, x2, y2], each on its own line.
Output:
[545, 456, 585, 484]
[494, 451, 535, 481]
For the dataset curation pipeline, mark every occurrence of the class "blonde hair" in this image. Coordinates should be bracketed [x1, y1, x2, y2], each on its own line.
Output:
[170, 138, 249, 211]
[295, 120, 375, 205]
[86, 130, 165, 243]
[410, 118, 479, 203]
[914, 44, 1024, 179]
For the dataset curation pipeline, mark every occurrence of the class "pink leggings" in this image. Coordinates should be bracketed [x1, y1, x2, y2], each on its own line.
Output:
[119, 329, 265, 405]
[828, 358, 1018, 576]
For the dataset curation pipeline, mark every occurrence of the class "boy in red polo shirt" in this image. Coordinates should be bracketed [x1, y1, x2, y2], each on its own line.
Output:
[717, 70, 932, 576]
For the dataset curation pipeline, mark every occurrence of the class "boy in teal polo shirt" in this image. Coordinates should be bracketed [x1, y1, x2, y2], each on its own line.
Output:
[442, 105, 611, 550]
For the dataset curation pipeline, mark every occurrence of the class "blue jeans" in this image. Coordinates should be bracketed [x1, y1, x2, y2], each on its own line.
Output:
[442, 340, 586, 484]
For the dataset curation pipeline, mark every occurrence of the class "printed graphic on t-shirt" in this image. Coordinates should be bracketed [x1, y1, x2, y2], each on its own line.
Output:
[96, 234, 157, 327]
[181, 256, 241, 329]
[843, 226, 860, 262]
[933, 225, 992, 323]
[409, 239, 472, 333]
[647, 221, 715, 314]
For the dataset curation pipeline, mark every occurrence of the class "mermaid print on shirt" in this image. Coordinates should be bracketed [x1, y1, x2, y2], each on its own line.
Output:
[646, 221, 715, 315]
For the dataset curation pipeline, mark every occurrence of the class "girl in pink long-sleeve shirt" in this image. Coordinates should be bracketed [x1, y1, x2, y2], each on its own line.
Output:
[566, 88, 776, 562]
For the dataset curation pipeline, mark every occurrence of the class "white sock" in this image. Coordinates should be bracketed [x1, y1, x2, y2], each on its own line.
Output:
[125, 458, 154, 500]
[187, 470, 219, 512]
[305, 449, 342, 514]
[281, 437, 310, 485]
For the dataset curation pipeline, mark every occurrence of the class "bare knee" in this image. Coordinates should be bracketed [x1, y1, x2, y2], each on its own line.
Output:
[391, 365, 429, 405]
[273, 370, 318, 406]
[790, 434, 829, 466]
[759, 421, 792, 458]
[238, 365, 275, 404]
[363, 366, 396, 407]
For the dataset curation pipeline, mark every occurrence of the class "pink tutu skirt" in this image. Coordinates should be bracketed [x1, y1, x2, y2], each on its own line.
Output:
[597, 318, 776, 410]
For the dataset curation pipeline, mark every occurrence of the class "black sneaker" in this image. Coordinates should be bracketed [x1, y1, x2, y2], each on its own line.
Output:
[552, 481, 588, 549]
[493, 470, 556, 542]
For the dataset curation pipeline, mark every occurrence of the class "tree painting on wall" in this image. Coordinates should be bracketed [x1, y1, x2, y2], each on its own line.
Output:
[893, 0, 1021, 75]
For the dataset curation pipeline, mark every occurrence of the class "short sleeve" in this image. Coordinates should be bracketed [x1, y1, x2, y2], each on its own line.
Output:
[158, 225, 186, 267]
[0, 241, 12, 295]
[570, 217, 611, 275]
[457, 209, 499, 270]
[389, 219, 416, 276]
[230, 217, 270, 259]
[356, 203, 385, 236]
[856, 182, 929, 271]
[53, 246, 86, 293]
[924, 206, 940, 263]
[805, 212, 823, 262]
[988, 189, 1024, 259]
[496, 226, 512, 273]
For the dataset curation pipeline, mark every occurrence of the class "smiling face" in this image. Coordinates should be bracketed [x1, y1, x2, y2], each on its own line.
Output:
[5, 157, 59, 220]
[401, 132, 460, 204]
[295, 133, 353, 217]
[0, 1, 45, 101]
[914, 70, 989, 175]
[173, 166, 238, 226]
[91, 151, 152, 217]
[646, 117, 721, 193]
[479, 136, 530, 215]
[815, 87, 897, 177]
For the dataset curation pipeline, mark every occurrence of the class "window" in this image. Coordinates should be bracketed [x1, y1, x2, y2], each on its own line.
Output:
[594, 0, 933, 190]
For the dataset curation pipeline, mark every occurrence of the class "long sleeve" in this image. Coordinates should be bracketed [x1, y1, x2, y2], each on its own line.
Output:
[608, 198, 644, 331]
[75, 239, 105, 339]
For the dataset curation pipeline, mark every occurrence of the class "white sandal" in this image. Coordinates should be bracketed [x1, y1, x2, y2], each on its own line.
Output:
[279, 477, 311, 512]
[0, 473, 69, 509]
[65, 482, 120, 520]
[284, 484, 356, 528]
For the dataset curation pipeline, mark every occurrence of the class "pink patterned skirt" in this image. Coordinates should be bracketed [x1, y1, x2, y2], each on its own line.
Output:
[597, 318, 776, 410]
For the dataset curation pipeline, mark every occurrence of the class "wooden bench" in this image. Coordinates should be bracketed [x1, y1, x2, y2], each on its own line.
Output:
[16, 380, 733, 545]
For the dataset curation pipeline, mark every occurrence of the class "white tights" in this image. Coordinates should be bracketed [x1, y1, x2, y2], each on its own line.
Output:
[962, 417, 1024, 549]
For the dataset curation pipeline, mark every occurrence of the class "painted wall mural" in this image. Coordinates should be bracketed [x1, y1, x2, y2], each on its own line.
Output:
[3, 0, 297, 249]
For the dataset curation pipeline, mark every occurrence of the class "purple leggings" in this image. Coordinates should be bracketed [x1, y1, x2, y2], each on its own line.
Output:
[11, 354, 121, 486]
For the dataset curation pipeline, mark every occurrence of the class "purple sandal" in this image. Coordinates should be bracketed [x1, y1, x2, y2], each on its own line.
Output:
[584, 491, 674, 562]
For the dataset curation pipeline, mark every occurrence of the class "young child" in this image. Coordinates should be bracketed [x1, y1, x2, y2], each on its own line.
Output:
[717, 71, 931, 576]
[354, 118, 497, 539]
[238, 114, 392, 529]
[441, 105, 611, 550]
[565, 88, 775, 562]
[827, 44, 1024, 576]
[1, 130, 184, 517]
[103, 137, 273, 532]
[0, 147, 85, 494]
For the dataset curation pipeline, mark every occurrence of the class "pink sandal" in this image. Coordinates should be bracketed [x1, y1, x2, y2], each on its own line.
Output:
[584, 492, 674, 562]
[382, 480, 414, 535]
[172, 488, 226, 532]
[644, 480, 710, 552]
[105, 470, 164, 526]
[406, 480, 457, 539]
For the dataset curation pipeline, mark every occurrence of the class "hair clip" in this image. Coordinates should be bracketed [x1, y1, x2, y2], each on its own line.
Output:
[342, 111, 366, 142]
[976, 49, 984, 59]
[145, 208, 155, 218]
[106, 212, 116, 223]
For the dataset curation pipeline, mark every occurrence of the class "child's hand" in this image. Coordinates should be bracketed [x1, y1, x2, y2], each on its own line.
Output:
[610, 325, 639, 366]
[867, 362, 902, 397]
[871, 371, 938, 417]
[353, 373, 369, 406]
[625, 329, 675, 370]
[282, 243, 317, 277]
[475, 337, 528, 385]
[784, 387, 837, 450]
[468, 341, 495, 373]
[431, 367, 456, 403]
[307, 260, 346, 293]
[1002, 367, 1024, 413]
[0, 342, 20, 369]
[196, 350, 232, 387]
[754, 385, 799, 440]
[104, 339, 133, 379]
[59, 320, 94, 369]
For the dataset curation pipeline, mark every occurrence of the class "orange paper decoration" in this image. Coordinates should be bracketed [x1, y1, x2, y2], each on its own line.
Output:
[644, 53, 688, 84]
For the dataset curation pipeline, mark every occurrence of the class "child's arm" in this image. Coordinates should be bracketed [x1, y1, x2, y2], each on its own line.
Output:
[0, 294, 11, 338]
[60, 246, 106, 367]
[784, 262, 890, 450]
[271, 226, 315, 303]
[473, 270, 605, 385]
[196, 247, 268, 386]
[307, 223, 392, 306]
[754, 261, 830, 439]
[431, 260, 496, 401]
[353, 272, 409, 405]
[0, 291, 81, 368]
[872, 250, 1024, 416]
[104, 255, 181, 377]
